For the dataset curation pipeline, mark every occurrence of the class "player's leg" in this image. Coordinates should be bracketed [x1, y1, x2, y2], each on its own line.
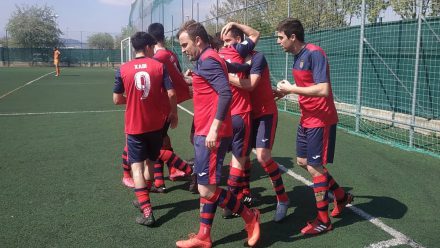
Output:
[127, 133, 154, 226]
[254, 113, 289, 222]
[176, 136, 260, 248]
[121, 145, 134, 188]
[297, 125, 334, 235]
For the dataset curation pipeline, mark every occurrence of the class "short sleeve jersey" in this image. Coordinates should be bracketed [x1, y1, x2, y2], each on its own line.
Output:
[114, 57, 173, 134]
[154, 49, 191, 103]
[218, 38, 254, 115]
[249, 51, 278, 118]
[192, 48, 232, 137]
[292, 43, 338, 127]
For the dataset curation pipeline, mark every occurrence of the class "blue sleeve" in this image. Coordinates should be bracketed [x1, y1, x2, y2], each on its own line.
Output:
[233, 37, 255, 58]
[249, 52, 267, 76]
[226, 61, 250, 73]
[113, 68, 124, 93]
[162, 65, 174, 90]
[198, 58, 232, 121]
[310, 50, 329, 84]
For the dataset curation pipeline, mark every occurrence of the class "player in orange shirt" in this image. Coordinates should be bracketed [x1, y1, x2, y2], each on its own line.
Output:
[53, 47, 61, 76]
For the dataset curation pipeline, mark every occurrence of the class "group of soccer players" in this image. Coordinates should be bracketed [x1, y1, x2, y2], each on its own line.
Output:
[113, 18, 353, 248]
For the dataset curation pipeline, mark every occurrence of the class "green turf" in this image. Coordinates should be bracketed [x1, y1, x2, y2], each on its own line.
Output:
[1, 67, 439, 247]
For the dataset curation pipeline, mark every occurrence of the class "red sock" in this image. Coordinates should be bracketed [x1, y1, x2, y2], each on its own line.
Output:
[313, 174, 329, 223]
[197, 198, 216, 241]
[327, 172, 345, 201]
[227, 166, 244, 200]
[159, 149, 192, 175]
[153, 162, 165, 187]
[134, 187, 151, 210]
[122, 146, 131, 178]
[261, 159, 288, 202]
[242, 159, 251, 196]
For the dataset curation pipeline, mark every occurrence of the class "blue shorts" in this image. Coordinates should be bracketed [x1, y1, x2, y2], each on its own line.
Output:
[193, 135, 232, 185]
[127, 129, 163, 164]
[230, 112, 252, 158]
[252, 113, 277, 149]
[296, 124, 337, 166]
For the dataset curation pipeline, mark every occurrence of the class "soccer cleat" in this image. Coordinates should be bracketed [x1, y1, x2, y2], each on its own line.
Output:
[149, 185, 167, 194]
[122, 177, 134, 188]
[245, 209, 261, 247]
[188, 173, 198, 194]
[274, 200, 290, 222]
[331, 193, 354, 217]
[301, 219, 333, 235]
[241, 194, 254, 208]
[222, 208, 240, 219]
[175, 233, 212, 248]
[135, 207, 155, 227]
[169, 168, 187, 181]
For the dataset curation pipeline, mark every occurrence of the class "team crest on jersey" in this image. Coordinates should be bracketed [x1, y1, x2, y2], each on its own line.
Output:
[299, 60, 304, 69]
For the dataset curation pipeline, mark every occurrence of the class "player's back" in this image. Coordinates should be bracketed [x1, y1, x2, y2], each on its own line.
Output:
[154, 49, 191, 103]
[120, 57, 169, 134]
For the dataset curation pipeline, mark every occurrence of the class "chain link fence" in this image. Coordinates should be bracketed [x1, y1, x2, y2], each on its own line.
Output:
[130, 0, 440, 157]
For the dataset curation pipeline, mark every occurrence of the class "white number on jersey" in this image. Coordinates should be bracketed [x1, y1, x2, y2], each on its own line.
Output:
[134, 71, 151, 100]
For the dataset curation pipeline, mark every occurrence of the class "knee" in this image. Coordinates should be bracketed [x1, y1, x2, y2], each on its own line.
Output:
[296, 158, 307, 169]
[257, 151, 271, 164]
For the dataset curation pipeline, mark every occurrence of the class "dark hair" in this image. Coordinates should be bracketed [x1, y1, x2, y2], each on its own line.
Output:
[227, 27, 244, 42]
[177, 20, 209, 43]
[148, 23, 165, 42]
[131, 32, 157, 52]
[209, 32, 223, 51]
[276, 18, 304, 42]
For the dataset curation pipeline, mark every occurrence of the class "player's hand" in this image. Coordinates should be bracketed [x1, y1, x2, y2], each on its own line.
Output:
[221, 22, 237, 40]
[272, 87, 286, 101]
[276, 79, 295, 94]
[168, 112, 178, 129]
[205, 127, 218, 150]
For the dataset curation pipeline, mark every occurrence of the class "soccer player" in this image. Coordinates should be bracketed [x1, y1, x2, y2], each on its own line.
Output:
[147, 22, 195, 191]
[53, 47, 60, 76]
[113, 32, 178, 226]
[227, 47, 290, 222]
[275, 18, 353, 235]
[217, 22, 259, 218]
[176, 20, 260, 248]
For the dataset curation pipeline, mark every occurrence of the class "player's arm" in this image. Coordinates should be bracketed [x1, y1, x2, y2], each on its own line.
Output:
[229, 52, 266, 91]
[221, 22, 260, 45]
[199, 58, 232, 149]
[113, 68, 126, 104]
[163, 66, 178, 129]
[277, 51, 330, 97]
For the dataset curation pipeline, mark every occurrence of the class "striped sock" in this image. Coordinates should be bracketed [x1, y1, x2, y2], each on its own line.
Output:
[313, 174, 330, 223]
[153, 162, 165, 187]
[134, 187, 151, 211]
[159, 150, 192, 175]
[122, 147, 131, 178]
[327, 173, 345, 201]
[227, 166, 244, 200]
[242, 159, 251, 196]
[261, 159, 289, 202]
[197, 197, 217, 241]
[214, 188, 253, 223]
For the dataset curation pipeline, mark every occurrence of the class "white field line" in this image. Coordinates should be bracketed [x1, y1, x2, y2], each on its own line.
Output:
[0, 71, 55, 100]
[177, 104, 425, 248]
[0, 109, 124, 116]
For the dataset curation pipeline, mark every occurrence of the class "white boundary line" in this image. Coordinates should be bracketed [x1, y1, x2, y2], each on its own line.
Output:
[0, 71, 55, 100]
[0, 109, 124, 116]
[177, 104, 425, 248]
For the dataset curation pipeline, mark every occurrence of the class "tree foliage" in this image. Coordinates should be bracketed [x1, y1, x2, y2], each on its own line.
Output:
[390, 0, 440, 19]
[7, 4, 62, 48]
[88, 33, 115, 49]
[114, 25, 138, 49]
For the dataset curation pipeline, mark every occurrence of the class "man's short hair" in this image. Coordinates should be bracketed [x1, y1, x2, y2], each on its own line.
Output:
[148, 23, 165, 42]
[177, 20, 209, 43]
[276, 18, 305, 42]
[227, 27, 244, 42]
[131, 32, 157, 52]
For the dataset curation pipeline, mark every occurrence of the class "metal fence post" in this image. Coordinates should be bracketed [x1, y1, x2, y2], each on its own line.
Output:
[410, 0, 423, 148]
[355, 0, 366, 132]
[216, 0, 219, 32]
[284, 0, 290, 80]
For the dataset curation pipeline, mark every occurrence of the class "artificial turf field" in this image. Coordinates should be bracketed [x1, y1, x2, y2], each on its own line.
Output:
[0, 67, 439, 248]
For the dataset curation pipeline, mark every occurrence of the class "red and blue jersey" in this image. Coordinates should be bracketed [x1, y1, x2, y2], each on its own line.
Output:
[292, 43, 338, 127]
[218, 38, 254, 115]
[154, 49, 191, 103]
[114, 57, 173, 134]
[192, 47, 232, 138]
[248, 51, 278, 118]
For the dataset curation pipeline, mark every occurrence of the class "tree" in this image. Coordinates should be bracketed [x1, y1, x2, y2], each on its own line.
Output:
[114, 25, 138, 49]
[390, 0, 440, 19]
[7, 4, 62, 48]
[88, 33, 115, 49]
